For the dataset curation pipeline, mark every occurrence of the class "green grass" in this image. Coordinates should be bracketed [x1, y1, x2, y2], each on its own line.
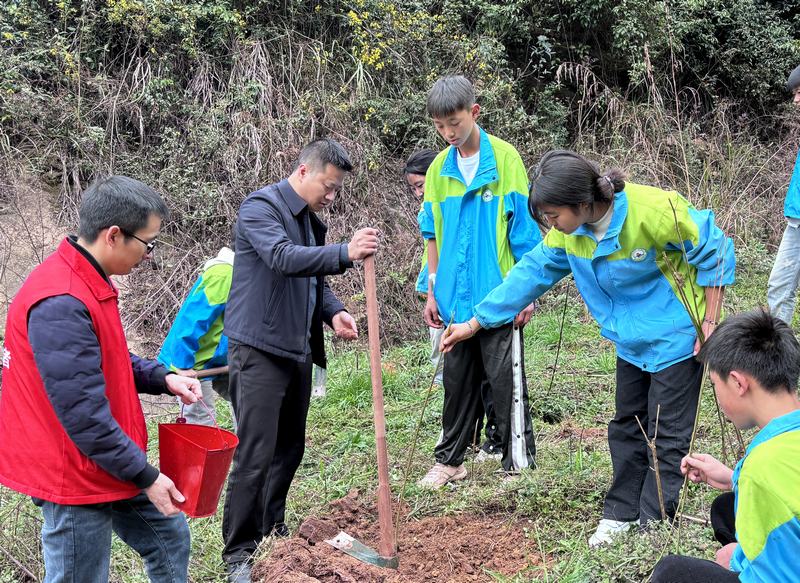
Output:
[0, 243, 775, 582]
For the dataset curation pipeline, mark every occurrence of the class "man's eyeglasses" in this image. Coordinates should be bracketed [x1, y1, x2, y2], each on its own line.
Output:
[121, 230, 158, 254]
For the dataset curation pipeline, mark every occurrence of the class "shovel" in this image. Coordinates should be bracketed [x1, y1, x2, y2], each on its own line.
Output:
[195, 365, 229, 379]
[325, 254, 399, 569]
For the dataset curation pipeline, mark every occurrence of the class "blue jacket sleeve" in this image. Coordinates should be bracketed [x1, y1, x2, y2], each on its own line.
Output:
[28, 296, 159, 489]
[506, 190, 542, 261]
[669, 208, 736, 287]
[240, 198, 349, 278]
[419, 202, 436, 240]
[474, 239, 572, 329]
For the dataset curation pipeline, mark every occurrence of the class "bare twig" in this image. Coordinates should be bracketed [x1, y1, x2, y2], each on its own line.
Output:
[635, 405, 666, 521]
[0, 542, 38, 581]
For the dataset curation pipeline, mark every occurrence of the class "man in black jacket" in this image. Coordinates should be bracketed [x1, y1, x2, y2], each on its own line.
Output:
[222, 139, 378, 580]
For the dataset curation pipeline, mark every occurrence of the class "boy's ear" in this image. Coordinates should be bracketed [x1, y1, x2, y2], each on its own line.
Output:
[471, 103, 480, 119]
[728, 370, 750, 396]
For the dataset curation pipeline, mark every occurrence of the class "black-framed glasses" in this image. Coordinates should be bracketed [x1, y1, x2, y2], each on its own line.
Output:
[121, 230, 158, 254]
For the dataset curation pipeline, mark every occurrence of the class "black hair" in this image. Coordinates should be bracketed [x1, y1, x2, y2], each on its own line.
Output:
[78, 175, 169, 242]
[403, 149, 438, 176]
[426, 75, 475, 118]
[528, 150, 625, 228]
[697, 309, 800, 394]
[788, 65, 800, 92]
[296, 138, 353, 173]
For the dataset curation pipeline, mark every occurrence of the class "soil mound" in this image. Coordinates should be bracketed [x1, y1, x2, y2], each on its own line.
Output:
[253, 489, 545, 582]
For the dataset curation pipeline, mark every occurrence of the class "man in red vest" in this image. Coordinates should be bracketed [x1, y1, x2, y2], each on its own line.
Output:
[0, 176, 201, 583]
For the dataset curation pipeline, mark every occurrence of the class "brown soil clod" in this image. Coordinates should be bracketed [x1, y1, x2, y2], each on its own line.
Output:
[298, 518, 339, 545]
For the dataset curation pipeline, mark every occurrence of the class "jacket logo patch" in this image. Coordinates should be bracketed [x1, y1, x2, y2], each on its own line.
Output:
[630, 248, 647, 262]
[2, 347, 10, 369]
[482, 189, 494, 202]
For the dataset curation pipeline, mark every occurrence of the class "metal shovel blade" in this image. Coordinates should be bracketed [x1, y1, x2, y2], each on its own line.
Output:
[324, 531, 399, 569]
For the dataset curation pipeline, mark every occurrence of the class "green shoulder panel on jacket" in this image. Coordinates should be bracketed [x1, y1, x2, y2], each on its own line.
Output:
[200, 263, 233, 306]
[488, 135, 530, 275]
[424, 148, 453, 204]
[736, 431, 800, 560]
[542, 222, 596, 259]
[625, 184, 706, 319]
[628, 184, 700, 247]
[487, 134, 529, 196]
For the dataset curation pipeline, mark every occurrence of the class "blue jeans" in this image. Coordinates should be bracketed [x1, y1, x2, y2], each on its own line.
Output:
[767, 221, 800, 323]
[36, 493, 190, 583]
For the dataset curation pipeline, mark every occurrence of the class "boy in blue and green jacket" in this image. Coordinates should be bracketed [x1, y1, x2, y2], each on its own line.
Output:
[652, 309, 800, 582]
[417, 75, 541, 487]
[404, 148, 444, 386]
[159, 246, 235, 427]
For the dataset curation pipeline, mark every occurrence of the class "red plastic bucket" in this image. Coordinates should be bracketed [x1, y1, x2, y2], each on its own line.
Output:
[158, 403, 238, 518]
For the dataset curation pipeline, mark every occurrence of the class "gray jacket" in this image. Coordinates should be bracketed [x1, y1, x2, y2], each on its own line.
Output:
[225, 179, 351, 366]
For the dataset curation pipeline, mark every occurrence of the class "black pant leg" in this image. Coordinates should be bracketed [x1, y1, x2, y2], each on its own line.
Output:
[479, 325, 535, 471]
[711, 492, 736, 545]
[262, 355, 313, 530]
[480, 376, 502, 451]
[604, 358, 651, 522]
[435, 335, 483, 466]
[640, 357, 703, 523]
[222, 342, 292, 563]
[651, 554, 739, 583]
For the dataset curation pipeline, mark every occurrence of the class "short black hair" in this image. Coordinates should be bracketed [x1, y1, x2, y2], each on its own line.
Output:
[426, 75, 475, 118]
[78, 175, 169, 242]
[403, 149, 437, 176]
[788, 65, 800, 92]
[296, 138, 353, 173]
[697, 309, 800, 394]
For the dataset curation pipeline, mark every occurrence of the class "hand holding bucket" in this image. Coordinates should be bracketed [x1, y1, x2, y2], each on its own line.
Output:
[158, 399, 239, 518]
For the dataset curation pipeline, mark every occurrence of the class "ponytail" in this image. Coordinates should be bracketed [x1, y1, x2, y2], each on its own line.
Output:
[595, 168, 626, 202]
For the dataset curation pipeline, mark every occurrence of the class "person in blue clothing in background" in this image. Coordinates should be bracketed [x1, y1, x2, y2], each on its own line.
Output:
[442, 150, 736, 545]
[767, 64, 800, 324]
[159, 242, 236, 428]
[404, 148, 444, 385]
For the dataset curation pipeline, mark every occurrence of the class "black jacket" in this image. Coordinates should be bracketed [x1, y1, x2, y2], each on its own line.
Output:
[225, 180, 350, 366]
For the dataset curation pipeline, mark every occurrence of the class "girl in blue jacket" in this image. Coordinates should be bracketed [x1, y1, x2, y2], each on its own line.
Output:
[441, 150, 735, 546]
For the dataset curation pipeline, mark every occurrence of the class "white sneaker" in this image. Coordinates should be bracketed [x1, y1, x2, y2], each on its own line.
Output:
[588, 519, 637, 547]
[474, 448, 502, 463]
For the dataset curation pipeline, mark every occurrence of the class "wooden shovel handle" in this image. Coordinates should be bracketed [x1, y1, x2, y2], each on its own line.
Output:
[195, 366, 229, 379]
[363, 255, 397, 560]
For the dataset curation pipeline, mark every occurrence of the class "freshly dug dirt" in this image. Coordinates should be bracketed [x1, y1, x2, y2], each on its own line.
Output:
[252, 489, 546, 582]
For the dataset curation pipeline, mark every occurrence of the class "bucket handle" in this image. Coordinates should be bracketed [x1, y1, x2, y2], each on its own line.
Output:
[179, 398, 234, 450]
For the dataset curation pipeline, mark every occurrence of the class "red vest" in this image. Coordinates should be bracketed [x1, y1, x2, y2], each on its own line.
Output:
[0, 239, 147, 504]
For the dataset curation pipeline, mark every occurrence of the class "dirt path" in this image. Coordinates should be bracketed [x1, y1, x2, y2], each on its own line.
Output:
[0, 174, 61, 340]
[0, 172, 152, 356]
